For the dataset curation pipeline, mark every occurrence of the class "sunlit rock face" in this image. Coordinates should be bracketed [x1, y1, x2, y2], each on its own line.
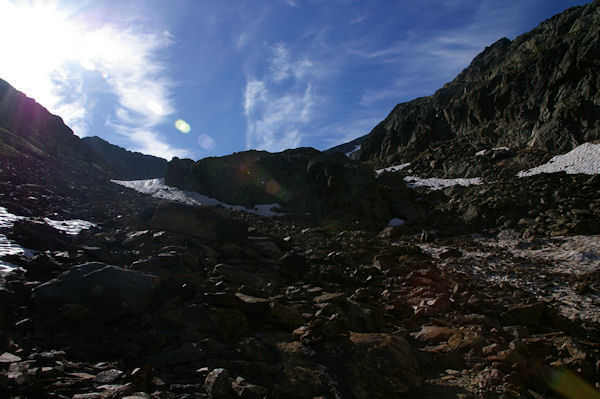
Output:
[349, 1, 600, 176]
[165, 148, 419, 228]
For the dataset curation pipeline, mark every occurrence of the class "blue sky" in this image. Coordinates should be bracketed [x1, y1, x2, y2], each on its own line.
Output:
[0, 0, 591, 160]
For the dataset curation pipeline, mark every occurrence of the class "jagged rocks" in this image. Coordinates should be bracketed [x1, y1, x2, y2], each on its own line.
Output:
[31, 262, 155, 323]
[352, 0, 600, 177]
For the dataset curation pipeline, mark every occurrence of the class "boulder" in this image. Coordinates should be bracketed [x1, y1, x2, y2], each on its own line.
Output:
[11, 219, 69, 250]
[150, 202, 247, 243]
[204, 368, 232, 397]
[31, 262, 155, 323]
[344, 332, 423, 397]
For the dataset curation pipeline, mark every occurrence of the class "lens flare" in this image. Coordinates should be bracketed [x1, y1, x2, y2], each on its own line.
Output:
[175, 119, 191, 133]
[547, 367, 600, 399]
[265, 179, 281, 195]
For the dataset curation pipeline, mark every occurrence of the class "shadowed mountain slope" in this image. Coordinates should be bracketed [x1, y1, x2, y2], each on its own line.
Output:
[0, 78, 166, 180]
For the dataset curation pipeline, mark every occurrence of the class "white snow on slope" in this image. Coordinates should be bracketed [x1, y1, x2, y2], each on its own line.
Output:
[376, 163, 411, 174]
[1, 207, 95, 275]
[44, 218, 96, 235]
[0, 206, 25, 228]
[518, 142, 600, 177]
[345, 144, 361, 157]
[375, 164, 482, 190]
[475, 147, 509, 156]
[112, 178, 282, 217]
[404, 176, 482, 190]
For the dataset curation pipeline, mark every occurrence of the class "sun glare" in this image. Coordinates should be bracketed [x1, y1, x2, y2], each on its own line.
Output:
[0, 2, 82, 104]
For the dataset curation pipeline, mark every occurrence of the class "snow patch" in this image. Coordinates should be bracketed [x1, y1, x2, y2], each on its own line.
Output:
[0, 206, 25, 228]
[112, 178, 283, 217]
[44, 218, 96, 235]
[475, 147, 509, 157]
[345, 144, 361, 157]
[1, 207, 94, 275]
[518, 142, 600, 177]
[404, 176, 482, 190]
[376, 163, 411, 174]
[388, 218, 405, 227]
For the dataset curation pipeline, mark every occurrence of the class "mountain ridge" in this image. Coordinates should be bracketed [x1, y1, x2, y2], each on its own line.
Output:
[0, 77, 167, 180]
[0, 1, 599, 397]
[330, 0, 600, 178]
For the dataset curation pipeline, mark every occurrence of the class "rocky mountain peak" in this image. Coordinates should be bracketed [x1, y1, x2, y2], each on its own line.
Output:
[345, 0, 600, 177]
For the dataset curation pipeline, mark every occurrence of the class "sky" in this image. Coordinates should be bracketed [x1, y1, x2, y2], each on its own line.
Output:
[0, 0, 592, 161]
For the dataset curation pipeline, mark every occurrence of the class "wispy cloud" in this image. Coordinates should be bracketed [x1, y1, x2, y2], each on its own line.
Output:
[0, 1, 188, 160]
[351, 0, 532, 107]
[270, 43, 314, 82]
[243, 43, 317, 152]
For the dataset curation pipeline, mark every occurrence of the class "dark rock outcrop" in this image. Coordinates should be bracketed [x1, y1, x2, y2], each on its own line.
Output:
[165, 148, 420, 228]
[347, 0, 600, 175]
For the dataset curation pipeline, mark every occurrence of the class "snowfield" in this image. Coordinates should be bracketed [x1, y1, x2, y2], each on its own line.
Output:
[112, 178, 282, 217]
[518, 142, 600, 176]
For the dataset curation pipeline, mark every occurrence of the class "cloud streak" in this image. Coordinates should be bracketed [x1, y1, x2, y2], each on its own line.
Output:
[353, 0, 535, 107]
[0, 1, 188, 160]
[243, 42, 317, 152]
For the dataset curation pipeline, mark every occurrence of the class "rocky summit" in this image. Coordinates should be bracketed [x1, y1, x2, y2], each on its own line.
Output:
[1, 2, 600, 399]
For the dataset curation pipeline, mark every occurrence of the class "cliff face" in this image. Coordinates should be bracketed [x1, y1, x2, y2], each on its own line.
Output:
[165, 148, 421, 228]
[354, 1, 600, 175]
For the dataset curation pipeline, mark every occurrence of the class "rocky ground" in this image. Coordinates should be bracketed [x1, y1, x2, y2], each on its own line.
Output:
[0, 155, 599, 398]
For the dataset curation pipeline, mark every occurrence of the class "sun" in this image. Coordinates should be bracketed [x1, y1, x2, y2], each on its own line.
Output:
[0, 2, 87, 105]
